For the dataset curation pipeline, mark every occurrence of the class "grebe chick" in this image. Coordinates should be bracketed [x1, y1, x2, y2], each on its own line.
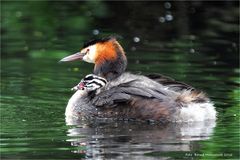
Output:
[65, 74, 107, 119]
[71, 74, 107, 92]
[61, 37, 217, 123]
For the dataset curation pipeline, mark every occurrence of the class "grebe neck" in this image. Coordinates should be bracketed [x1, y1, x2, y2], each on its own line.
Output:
[94, 41, 127, 81]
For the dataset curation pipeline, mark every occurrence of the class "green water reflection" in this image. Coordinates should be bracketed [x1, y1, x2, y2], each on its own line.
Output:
[1, 1, 239, 160]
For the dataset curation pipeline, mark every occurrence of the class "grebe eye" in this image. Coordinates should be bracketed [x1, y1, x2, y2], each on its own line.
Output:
[86, 48, 90, 54]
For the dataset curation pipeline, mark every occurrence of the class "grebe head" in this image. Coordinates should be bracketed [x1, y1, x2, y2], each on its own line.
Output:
[60, 37, 125, 64]
[60, 37, 127, 80]
[72, 74, 107, 92]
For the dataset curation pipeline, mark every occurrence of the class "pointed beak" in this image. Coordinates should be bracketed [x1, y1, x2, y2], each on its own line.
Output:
[59, 52, 84, 62]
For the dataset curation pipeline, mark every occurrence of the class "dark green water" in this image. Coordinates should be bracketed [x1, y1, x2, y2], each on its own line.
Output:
[1, 1, 239, 160]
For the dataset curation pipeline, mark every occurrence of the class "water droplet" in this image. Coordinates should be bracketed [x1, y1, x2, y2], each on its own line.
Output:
[23, 46, 28, 51]
[158, 16, 165, 23]
[133, 37, 140, 43]
[165, 14, 173, 21]
[34, 31, 43, 37]
[164, 2, 171, 9]
[16, 11, 22, 17]
[189, 48, 195, 53]
[232, 42, 236, 48]
[92, 29, 99, 35]
[189, 35, 196, 40]
[73, 68, 79, 72]
[131, 46, 136, 51]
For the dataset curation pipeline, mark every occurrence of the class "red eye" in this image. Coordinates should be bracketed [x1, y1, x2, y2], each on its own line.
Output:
[84, 48, 90, 55]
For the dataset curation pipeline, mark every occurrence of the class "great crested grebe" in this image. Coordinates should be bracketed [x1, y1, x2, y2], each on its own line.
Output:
[60, 37, 216, 123]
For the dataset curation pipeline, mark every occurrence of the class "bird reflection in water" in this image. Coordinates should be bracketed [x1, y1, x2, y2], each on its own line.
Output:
[66, 119, 216, 159]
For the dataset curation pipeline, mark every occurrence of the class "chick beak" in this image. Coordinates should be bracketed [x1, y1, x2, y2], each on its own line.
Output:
[59, 52, 85, 62]
[78, 82, 85, 90]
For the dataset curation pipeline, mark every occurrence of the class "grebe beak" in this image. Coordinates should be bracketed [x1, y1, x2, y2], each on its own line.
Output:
[59, 52, 85, 62]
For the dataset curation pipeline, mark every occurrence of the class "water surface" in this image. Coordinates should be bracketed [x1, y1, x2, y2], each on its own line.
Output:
[1, 48, 239, 159]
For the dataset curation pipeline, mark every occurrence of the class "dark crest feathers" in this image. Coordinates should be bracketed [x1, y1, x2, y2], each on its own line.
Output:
[82, 36, 116, 48]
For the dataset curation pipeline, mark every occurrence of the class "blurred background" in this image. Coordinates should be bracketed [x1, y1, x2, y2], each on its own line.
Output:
[1, 1, 239, 159]
[2, 1, 239, 61]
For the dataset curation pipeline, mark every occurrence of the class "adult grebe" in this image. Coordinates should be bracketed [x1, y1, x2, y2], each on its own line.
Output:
[60, 37, 216, 123]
